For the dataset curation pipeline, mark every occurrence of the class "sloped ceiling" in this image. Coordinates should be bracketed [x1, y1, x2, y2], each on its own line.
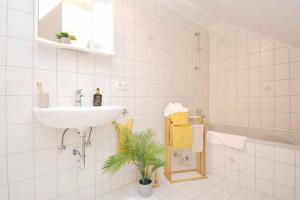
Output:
[158, 0, 300, 49]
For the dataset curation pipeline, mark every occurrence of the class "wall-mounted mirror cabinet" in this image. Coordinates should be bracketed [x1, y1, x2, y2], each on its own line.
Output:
[35, 0, 114, 55]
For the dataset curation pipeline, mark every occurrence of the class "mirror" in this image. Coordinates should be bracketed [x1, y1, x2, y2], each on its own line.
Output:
[36, 0, 114, 55]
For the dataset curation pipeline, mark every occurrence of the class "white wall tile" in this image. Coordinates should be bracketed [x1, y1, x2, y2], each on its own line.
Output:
[296, 166, 300, 189]
[96, 139, 111, 161]
[256, 178, 274, 196]
[261, 39, 274, 52]
[8, 152, 34, 182]
[248, 53, 260, 67]
[0, 126, 6, 155]
[58, 192, 77, 200]
[275, 112, 290, 130]
[274, 162, 295, 188]
[78, 73, 94, 97]
[6, 67, 33, 95]
[291, 97, 300, 113]
[78, 164, 95, 188]
[290, 79, 300, 95]
[57, 49, 77, 72]
[275, 80, 289, 96]
[261, 51, 274, 66]
[248, 39, 260, 54]
[58, 144, 77, 170]
[78, 186, 95, 200]
[0, 96, 6, 125]
[96, 180, 110, 197]
[291, 113, 300, 130]
[240, 154, 255, 175]
[33, 44, 56, 70]
[261, 66, 274, 81]
[275, 96, 289, 112]
[8, 0, 33, 13]
[296, 151, 300, 166]
[275, 63, 289, 80]
[275, 48, 290, 64]
[95, 55, 110, 76]
[0, 185, 8, 200]
[0, 7, 6, 36]
[256, 158, 274, 181]
[296, 190, 300, 200]
[35, 173, 57, 200]
[0, 36, 6, 66]
[7, 38, 32, 68]
[275, 147, 295, 164]
[110, 57, 123, 77]
[290, 62, 300, 79]
[57, 72, 77, 97]
[7, 8, 33, 40]
[0, 156, 7, 185]
[33, 124, 57, 150]
[35, 148, 57, 176]
[9, 179, 34, 200]
[256, 144, 274, 160]
[290, 49, 300, 62]
[58, 168, 77, 195]
[77, 53, 94, 74]
[7, 96, 33, 124]
[7, 124, 33, 153]
[239, 173, 255, 189]
[274, 184, 295, 200]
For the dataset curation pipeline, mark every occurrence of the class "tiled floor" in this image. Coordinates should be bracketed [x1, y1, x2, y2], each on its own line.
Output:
[99, 174, 280, 200]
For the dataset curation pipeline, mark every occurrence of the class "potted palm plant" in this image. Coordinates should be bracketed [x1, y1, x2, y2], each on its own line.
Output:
[103, 129, 165, 197]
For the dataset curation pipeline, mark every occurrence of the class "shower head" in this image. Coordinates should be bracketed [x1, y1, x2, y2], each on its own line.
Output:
[195, 32, 200, 38]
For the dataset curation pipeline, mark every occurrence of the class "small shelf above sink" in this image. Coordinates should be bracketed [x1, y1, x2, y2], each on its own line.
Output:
[33, 106, 124, 129]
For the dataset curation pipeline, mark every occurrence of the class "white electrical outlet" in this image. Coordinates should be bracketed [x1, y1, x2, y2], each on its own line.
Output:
[122, 81, 129, 90]
[116, 81, 123, 90]
[115, 81, 129, 91]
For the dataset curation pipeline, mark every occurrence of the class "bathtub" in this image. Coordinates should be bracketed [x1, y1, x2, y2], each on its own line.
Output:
[206, 124, 300, 200]
[208, 124, 300, 146]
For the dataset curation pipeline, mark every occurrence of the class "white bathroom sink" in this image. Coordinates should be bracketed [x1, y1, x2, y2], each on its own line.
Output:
[33, 106, 124, 129]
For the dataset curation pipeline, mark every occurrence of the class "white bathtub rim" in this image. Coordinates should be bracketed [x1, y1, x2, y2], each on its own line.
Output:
[207, 124, 300, 150]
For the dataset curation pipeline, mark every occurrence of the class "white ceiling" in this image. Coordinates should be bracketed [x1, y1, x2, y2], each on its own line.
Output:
[158, 0, 300, 49]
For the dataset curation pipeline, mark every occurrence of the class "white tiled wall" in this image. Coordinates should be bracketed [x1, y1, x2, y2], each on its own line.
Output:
[207, 138, 300, 200]
[0, 0, 209, 199]
[209, 24, 300, 133]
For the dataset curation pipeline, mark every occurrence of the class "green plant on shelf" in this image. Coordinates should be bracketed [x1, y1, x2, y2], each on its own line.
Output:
[55, 32, 77, 41]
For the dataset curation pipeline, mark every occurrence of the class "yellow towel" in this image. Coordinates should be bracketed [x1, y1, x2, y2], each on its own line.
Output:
[169, 112, 189, 125]
[171, 124, 193, 149]
[112, 119, 133, 152]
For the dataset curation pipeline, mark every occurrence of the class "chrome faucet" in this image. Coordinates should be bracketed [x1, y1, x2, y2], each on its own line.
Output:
[75, 89, 83, 106]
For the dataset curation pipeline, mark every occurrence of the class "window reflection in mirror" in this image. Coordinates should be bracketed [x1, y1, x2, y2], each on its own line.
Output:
[37, 0, 114, 54]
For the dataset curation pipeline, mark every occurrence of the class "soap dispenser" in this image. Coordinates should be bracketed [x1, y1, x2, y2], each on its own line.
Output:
[93, 88, 102, 106]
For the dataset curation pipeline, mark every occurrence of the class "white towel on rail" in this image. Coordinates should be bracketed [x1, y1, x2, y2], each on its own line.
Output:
[164, 103, 188, 117]
[192, 124, 204, 152]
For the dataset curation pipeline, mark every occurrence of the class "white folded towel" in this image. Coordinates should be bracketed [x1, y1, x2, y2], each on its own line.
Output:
[164, 103, 189, 117]
[208, 131, 247, 150]
[192, 124, 204, 152]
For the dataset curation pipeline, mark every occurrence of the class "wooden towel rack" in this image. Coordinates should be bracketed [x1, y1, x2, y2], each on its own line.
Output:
[164, 116, 207, 183]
